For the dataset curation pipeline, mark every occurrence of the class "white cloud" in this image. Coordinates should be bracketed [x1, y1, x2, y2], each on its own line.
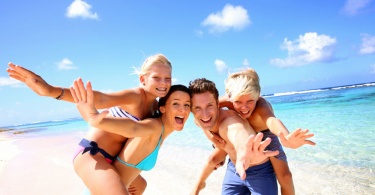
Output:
[270, 32, 337, 67]
[242, 59, 250, 67]
[195, 30, 204, 38]
[0, 77, 22, 87]
[56, 58, 77, 70]
[359, 33, 375, 54]
[202, 4, 250, 33]
[66, 0, 99, 20]
[172, 78, 178, 84]
[215, 59, 228, 73]
[342, 0, 372, 15]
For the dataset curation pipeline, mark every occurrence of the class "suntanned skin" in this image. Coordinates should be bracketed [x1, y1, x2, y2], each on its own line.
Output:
[191, 94, 315, 194]
[190, 91, 279, 182]
[71, 81, 191, 190]
[7, 62, 172, 195]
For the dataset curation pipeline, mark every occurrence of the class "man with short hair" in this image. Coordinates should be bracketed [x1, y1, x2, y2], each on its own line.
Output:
[189, 78, 279, 194]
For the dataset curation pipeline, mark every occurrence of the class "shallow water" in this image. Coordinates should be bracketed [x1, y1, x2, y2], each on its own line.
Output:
[2, 83, 375, 194]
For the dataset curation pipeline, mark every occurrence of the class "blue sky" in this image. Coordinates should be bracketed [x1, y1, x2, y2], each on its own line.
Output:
[1, 0, 374, 127]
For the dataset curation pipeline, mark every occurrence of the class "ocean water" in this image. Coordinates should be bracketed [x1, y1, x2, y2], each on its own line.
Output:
[1, 82, 375, 194]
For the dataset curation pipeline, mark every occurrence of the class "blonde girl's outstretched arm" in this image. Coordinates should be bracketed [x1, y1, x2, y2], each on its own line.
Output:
[7, 62, 141, 109]
[70, 79, 156, 138]
[7, 62, 73, 100]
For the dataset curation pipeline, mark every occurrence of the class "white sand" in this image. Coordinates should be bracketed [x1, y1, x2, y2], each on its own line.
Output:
[0, 134, 225, 195]
[0, 135, 224, 195]
[1, 132, 374, 194]
[0, 139, 21, 176]
[0, 133, 225, 195]
[0, 133, 85, 195]
[142, 145, 225, 194]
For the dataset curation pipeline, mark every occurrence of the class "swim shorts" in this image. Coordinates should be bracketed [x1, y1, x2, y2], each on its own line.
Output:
[222, 160, 277, 195]
[261, 129, 287, 162]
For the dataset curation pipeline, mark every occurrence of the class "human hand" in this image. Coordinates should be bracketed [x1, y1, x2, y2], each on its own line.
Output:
[235, 133, 279, 180]
[279, 128, 315, 149]
[128, 185, 137, 195]
[70, 79, 108, 126]
[214, 159, 225, 170]
[7, 62, 53, 96]
[190, 182, 206, 195]
[212, 133, 226, 149]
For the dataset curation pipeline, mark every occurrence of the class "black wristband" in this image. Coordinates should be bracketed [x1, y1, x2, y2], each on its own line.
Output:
[55, 88, 65, 100]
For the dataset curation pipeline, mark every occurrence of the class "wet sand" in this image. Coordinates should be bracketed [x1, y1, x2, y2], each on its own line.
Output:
[1, 132, 374, 194]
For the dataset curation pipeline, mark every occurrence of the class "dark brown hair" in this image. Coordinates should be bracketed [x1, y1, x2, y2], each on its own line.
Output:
[154, 84, 190, 117]
[188, 78, 219, 102]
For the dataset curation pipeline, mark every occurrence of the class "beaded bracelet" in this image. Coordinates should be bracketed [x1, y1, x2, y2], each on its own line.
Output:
[55, 88, 65, 100]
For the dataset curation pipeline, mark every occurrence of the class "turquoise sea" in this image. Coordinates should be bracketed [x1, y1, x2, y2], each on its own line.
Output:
[1, 82, 375, 194]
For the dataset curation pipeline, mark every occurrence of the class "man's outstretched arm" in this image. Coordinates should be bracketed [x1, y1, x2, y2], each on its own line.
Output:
[224, 115, 279, 180]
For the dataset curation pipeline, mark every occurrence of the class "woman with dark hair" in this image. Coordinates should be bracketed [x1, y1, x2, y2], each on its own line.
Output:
[71, 81, 191, 193]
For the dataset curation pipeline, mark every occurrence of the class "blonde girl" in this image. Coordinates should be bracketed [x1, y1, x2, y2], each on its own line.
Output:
[7, 54, 172, 194]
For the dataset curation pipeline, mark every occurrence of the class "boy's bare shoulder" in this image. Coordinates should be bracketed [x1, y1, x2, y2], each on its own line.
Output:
[220, 109, 239, 118]
[256, 97, 269, 107]
[219, 109, 243, 125]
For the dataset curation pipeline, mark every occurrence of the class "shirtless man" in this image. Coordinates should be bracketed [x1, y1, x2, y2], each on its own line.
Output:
[188, 78, 279, 194]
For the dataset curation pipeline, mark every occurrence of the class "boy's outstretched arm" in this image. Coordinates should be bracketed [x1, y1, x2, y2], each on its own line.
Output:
[258, 98, 316, 149]
[278, 128, 316, 149]
[266, 116, 315, 149]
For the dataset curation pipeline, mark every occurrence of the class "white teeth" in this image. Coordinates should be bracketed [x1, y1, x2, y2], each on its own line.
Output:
[175, 116, 184, 124]
[201, 118, 210, 122]
[157, 88, 166, 91]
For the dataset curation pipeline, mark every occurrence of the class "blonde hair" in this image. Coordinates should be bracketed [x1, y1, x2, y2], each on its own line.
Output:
[225, 68, 261, 101]
[139, 54, 172, 76]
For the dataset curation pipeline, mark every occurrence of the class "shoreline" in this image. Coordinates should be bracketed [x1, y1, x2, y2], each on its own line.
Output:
[0, 139, 21, 176]
[0, 133, 85, 195]
[0, 132, 374, 194]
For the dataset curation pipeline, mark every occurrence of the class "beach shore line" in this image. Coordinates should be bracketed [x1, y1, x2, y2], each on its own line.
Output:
[0, 132, 374, 194]
[0, 139, 20, 176]
[0, 132, 224, 195]
[0, 133, 85, 195]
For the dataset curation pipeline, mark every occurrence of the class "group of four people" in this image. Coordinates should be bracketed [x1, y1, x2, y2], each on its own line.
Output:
[7, 54, 314, 195]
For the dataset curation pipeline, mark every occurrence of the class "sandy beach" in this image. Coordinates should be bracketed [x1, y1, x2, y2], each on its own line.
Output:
[1, 131, 374, 195]
[0, 133, 85, 195]
[0, 132, 224, 195]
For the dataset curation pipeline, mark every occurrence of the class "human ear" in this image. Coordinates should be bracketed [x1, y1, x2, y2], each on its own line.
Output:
[159, 106, 166, 114]
[140, 76, 145, 86]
